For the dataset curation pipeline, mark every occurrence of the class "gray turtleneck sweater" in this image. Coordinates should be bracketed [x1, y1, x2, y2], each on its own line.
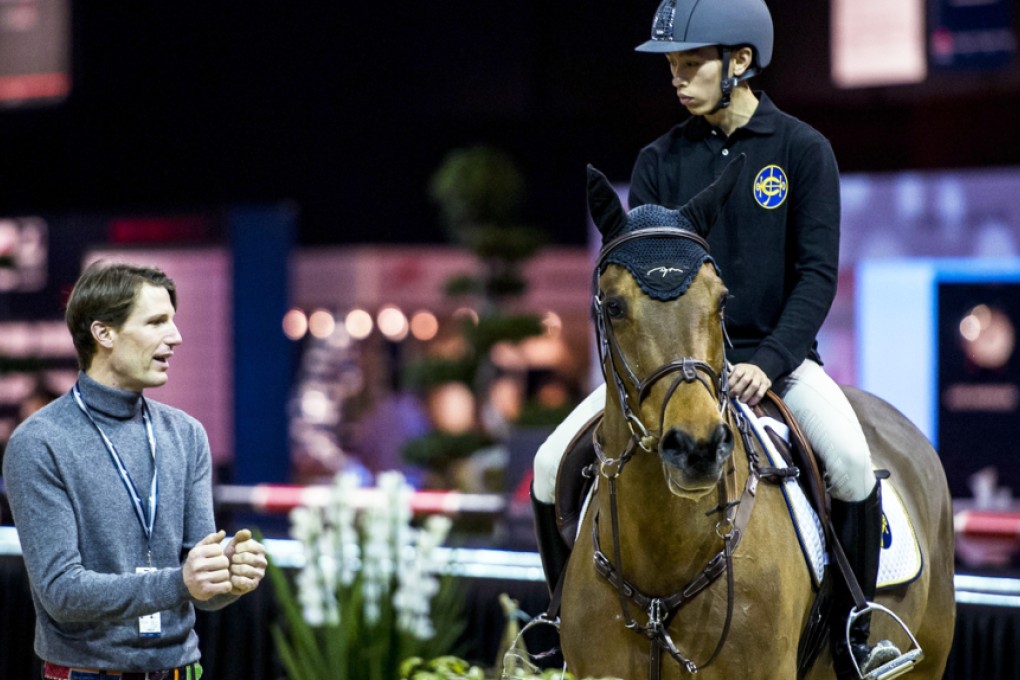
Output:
[3, 372, 235, 671]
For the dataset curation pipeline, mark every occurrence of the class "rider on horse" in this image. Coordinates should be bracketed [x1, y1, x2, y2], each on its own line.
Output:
[532, 1, 920, 677]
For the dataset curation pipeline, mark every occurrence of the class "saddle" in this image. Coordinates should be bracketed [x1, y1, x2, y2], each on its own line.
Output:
[553, 412, 602, 548]
[553, 390, 830, 550]
[753, 390, 830, 533]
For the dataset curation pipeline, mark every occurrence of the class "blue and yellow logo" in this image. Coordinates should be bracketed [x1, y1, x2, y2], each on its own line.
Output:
[881, 511, 892, 550]
[753, 165, 788, 209]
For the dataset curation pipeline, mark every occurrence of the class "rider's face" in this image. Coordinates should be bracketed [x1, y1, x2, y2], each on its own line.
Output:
[666, 47, 724, 116]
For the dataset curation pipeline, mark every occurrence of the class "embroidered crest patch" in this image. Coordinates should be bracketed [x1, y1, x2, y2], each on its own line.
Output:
[753, 164, 789, 209]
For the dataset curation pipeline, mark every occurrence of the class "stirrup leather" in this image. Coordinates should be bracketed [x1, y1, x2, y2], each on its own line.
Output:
[845, 603, 924, 680]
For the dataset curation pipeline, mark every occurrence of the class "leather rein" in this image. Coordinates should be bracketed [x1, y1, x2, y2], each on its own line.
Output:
[590, 227, 773, 678]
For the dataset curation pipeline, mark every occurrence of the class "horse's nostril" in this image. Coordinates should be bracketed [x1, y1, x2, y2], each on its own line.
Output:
[660, 428, 682, 455]
[659, 428, 693, 466]
[713, 423, 734, 458]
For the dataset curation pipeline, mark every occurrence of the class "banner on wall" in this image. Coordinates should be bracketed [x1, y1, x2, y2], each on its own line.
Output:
[930, 0, 1016, 71]
[938, 280, 1020, 498]
[831, 0, 927, 88]
[0, 0, 71, 107]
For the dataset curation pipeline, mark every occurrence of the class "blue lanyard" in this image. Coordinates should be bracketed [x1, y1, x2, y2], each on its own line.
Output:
[72, 383, 159, 563]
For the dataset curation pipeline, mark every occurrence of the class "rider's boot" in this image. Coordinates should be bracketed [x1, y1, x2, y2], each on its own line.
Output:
[531, 484, 571, 598]
[830, 482, 903, 679]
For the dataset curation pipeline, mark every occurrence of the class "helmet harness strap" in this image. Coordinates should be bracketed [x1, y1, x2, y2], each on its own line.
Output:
[710, 48, 737, 114]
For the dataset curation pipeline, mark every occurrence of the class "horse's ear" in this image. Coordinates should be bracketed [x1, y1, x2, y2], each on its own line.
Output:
[680, 154, 746, 238]
[587, 164, 628, 240]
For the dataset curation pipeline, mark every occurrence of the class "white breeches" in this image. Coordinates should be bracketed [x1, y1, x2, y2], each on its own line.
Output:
[532, 360, 875, 505]
[779, 359, 875, 502]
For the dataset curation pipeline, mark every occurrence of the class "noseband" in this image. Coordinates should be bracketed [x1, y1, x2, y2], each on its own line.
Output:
[589, 226, 765, 678]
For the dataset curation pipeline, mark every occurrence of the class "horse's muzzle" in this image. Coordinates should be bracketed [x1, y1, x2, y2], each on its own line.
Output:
[659, 423, 734, 489]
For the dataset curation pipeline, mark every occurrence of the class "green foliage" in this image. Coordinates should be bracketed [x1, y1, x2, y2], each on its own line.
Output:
[443, 271, 530, 300]
[444, 274, 484, 297]
[401, 431, 496, 471]
[471, 314, 545, 356]
[429, 146, 525, 240]
[482, 272, 528, 299]
[404, 356, 477, 391]
[400, 656, 488, 680]
[514, 401, 578, 428]
[399, 656, 620, 680]
[402, 144, 563, 479]
[396, 591, 622, 680]
[267, 558, 330, 680]
[269, 558, 466, 680]
[461, 225, 545, 262]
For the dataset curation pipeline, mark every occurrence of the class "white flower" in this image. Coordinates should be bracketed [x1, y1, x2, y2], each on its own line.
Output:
[287, 469, 451, 640]
[290, 506, 321, 544]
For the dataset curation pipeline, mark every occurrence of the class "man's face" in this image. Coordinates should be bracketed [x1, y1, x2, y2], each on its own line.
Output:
[93, 282, 182, 393]
[665, 46, 723, 116]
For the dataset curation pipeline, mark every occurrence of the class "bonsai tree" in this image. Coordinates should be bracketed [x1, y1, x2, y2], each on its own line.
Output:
[401, 146, 548, 485]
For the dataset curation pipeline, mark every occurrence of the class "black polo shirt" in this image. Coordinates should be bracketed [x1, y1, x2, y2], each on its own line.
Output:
[629, 92, 840, 382]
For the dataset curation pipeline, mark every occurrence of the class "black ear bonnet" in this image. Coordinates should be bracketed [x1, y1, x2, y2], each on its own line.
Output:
[587, 155, 746, 301]
[600, 204, 717, 301]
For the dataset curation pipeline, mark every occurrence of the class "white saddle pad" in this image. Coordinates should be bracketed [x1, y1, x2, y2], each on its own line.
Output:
[738, 401, 922, 591]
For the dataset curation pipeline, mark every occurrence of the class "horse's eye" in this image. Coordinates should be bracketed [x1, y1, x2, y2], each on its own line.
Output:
[604, 297, 627, 319]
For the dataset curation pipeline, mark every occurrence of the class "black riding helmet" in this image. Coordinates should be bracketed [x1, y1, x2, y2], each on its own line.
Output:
[636, 0, 774, 110]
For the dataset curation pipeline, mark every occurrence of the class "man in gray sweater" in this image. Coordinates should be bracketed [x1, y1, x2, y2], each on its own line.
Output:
[4, 261, 267, 680]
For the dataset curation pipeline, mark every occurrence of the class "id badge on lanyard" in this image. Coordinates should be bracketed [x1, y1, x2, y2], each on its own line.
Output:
[136, 567, 162, 636]
[73, 383, 162, 638]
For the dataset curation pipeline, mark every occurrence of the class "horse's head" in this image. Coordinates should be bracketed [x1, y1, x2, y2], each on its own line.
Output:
[588, 156, 744, 498]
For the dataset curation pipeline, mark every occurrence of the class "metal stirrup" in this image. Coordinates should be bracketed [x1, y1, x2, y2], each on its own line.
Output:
[845, 603, 924, 680]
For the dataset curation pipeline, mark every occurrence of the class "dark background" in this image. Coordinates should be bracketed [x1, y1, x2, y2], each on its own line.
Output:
[0, 1, 1017, 246]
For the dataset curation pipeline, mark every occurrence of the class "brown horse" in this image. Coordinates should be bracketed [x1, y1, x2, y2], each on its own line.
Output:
[557, 160, 956, 679]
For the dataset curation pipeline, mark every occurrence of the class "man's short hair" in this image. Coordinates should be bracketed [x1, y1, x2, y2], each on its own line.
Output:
[65, 261, 177, 371]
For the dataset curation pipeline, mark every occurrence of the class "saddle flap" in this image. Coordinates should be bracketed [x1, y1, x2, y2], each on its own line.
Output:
[554, 412, 602, 548]
[753, 390, 830, 528]
[742, 396, 923, 593]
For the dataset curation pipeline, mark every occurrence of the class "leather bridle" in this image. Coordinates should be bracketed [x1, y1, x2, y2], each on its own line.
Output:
[589, 226, 769, 678]
[592, 227, 729, 457]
